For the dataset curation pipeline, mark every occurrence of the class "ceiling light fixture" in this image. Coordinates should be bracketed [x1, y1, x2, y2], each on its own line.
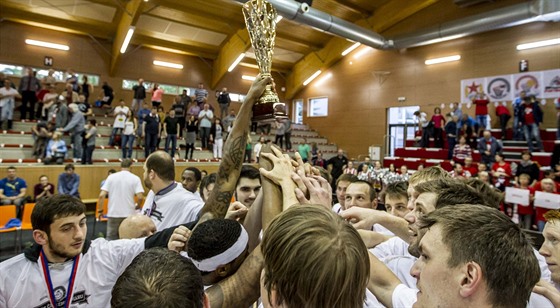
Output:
[516, 38, 560, 50]
[314, 72, 332, 86]
[228, 53, 246, 72]
[242, 75, 256, 81]
[341, 42, 361, 56]
[25, 39, 69, 51]
[425, 55, 461, 65]
[120, 27, 135, 54]
[153, 60, 184, 69]
[303, 70, 322, 86]
[275, 15, 283, 23]
[352, 46, 370, 59]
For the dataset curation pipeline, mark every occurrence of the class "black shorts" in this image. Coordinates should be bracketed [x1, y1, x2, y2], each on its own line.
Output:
[152, 101, 161, 108]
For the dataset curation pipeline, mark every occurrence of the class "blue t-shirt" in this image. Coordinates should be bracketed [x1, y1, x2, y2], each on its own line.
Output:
[0, 177, 27, 197]
[138, 108, 151, 125]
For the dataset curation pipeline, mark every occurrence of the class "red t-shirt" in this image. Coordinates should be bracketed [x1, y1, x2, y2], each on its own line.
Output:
[492, 162, 511, 187]
[515, 186, 534, 216]
[474, 99, 489, 115]
[534, 185, 559, 222]
[464, 165, 478, 177]
[36, 89, 49, 102]
[495, 105, 511, 116]
[431, 114, 445, 129]
[524, 104, 535, 125]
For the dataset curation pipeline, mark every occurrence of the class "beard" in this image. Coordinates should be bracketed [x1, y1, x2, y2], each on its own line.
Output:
[144, 176, 152, 189]
[48, 238, 82, 260]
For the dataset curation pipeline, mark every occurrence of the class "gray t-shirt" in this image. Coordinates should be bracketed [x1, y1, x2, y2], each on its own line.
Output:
[86, 127, 97, 147]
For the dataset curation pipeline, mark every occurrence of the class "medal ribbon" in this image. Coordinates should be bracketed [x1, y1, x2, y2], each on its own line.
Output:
[39, 249, 80, 308]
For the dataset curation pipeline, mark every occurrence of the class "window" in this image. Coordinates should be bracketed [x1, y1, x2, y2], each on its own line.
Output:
[0, 63, 99, 86]
[122, 79, 197, 97]
[307, 96, 328, 117]
[293, 99, 303, 124]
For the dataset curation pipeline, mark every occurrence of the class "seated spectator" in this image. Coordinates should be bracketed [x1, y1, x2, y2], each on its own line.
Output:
[534, 170, 560, 192]
[491, 153, 511, 192]
[458, 113, 478, 146]
[82, 119, 97, 165]
[33, 175, 54, 202]
[44, 131, 67, 165]
[478, 130, 502, 168]
[357, 163, 371, 182]
[58, 163, 80, 199]
[399, 165, 409, 182]
[452, 135, 472, 164]
[450, 163, 471, 179]
[463, 156, 478, 177]
[477, 170, 491, 184]
[314, 151, 327, 168]
[0, 166, 27, 219]
[383, 163, 400, 185]
[31, 120, 54, 159]
[343, 161, 357, 175]
[535, 178, 559, 232]
[515, 150, 540, 186]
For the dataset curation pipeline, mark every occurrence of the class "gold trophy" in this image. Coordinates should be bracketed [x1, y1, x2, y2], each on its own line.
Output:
[243, 0, 287, 122]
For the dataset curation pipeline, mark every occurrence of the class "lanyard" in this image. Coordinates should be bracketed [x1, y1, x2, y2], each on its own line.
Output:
[39, 249, 80, 308]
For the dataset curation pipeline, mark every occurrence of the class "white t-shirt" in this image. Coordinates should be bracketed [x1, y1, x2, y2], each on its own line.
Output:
[370, 236, 411, 260]
[113, 106, 129, 129]
[373, 224, 394, 236]
[0, 88, 19, 108]
[332, 203, 342, 214]
[141, 182, 204, 230]
[101, 170, 144, 218]
[0, 238, 145, 308]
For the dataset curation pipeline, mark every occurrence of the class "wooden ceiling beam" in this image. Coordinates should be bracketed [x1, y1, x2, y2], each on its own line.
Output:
[211, 29, 251, 89]
[145, 6, 241, 35]
[132, 32, 218, 59]
[109, 0, 144, 76]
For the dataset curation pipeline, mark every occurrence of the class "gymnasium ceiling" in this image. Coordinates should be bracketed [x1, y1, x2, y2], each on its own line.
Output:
[0, 0, 550, 97]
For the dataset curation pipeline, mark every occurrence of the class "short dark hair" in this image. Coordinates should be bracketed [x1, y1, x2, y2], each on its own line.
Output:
[418, 205, 540, 307]
[184, 167, 202, 182]
[335, 173, 358, 187]
[199, 173, 217, 196]
[111, 248, 204, 308]
[121, 158, 132, 168]
[238, 165, 260, 182]
[65, 164, 75, 171]
[383, 181, 408, 202]
[463, 178, 502, 208]
[31, 195, 85, 234]
[7, 166, 16, 171]
[146, 151, 175, 182]
[89, 119, 96, 126]
[187, 219, 242, 275]
[414, 178, 486, 209]
[349, 180, 376, 202]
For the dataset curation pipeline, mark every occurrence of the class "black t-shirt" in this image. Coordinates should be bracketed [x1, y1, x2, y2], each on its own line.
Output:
[102, 85, 113, 97]
[328, 156, 348, 180]
[172, 103, 186, 118]
[144, 114, 160, 134]
[133, 85, 146, 99]
[164, 117, 180, 135]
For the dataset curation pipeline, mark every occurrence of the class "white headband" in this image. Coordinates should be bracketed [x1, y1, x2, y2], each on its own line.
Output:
[190, 226, 249, 272]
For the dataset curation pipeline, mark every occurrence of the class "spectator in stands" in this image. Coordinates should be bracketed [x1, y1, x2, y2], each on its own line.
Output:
[383, 163, 400, 185]
[222, 109, 236, 140]
[217, 87, 231, 119]
[59, 103, 85, 161]
[357, 163, 371, 182]
[477, 170, 491, 184]
[0, 79, 21, 130]
[445, 114, 458, 159]
[181, 167, 202, 200]
[370, 161, 386, 193]
[40, 85, 58, 120]
[199, 103, 213, 150]
[450, 163, 471, 179]
[383, 181, 410, 219]
[297, 137, 311, 163]
[343, 161, 357, 175]
[199, 173, 217, 202]
[58, 164, 80, 199]
[491, 152, 512, 192]
[188, 100, 201, 118]
[245, 133, 253, 163]
[61, 83, 79, 105]
[535, 178, 559, 231]
[458, 114, 478, 147]
[274, 118, 285, 149]
[209, 118, 224, 159]
[172, 93, 187, 138]
[80, 75, 93, 103]
[136, 102, 150, 148]
[98, 159, 144, 240]
[0, 166, 27, 219]
[52, 96, 69, 129]
[253, 136, 265, 163]
[112, 248, 208, 308]
[515, 150, 540, 186]
[121, 110, 137, 159]
[143, 106, 160, 158]
[478, 130, 502, 168]
[109, 99, 129, 147]
[332, 173, 357, 213]
[284, 118, 292, 150]
[131, 78, 146, 113]
[414, 110, 431, 148]
[77, 94, 92, 120]
[431, 107, 445, 148]
[44, 131, 67, 165]
[473, 90, 490, 136]
[42, 69, 57, 86]
[82, 119, 97, 165]
[184, 115, 198, 160]
[327, 149, 349, 189]
[519, 95, 544, 152]
[513, 91, 526, 141]
[100, 81, 114, 112]
[33, 175, 54, 202]
[18, 67, 41, 120]
[163, 109, 180, 159]
[495, 102, 511, 139]
[118, 214, 156, 239]
[150, 83, 163, 108]
[463, 157, 478, 177]
[514, 173, 534, 230]
[399, 165, 410, 182]
[310, 142, 319, 164]
[32, 120, 54, 159]
[314, 151, 327, 168]
[194, 83, 208, 108]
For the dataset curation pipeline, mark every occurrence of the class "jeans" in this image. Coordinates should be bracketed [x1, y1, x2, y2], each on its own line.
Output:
[106, 217, 126, 240]
[109, 127, 122, 146]
[82, 145, 94, 164]
[71, 132, 83, 159]
[513, 115, 522, 140]
[219, 104, 228, 119]
[213, 138, 223, 158]
[121, 134, 135, 158]
[185, 143, 195, 159]
[165, 134, 178, 158]
[518, 214, 533, 230]
[476, 115, 487, 133]
[200, 127, 211, 149]
[284, 132, 292, 150]
[145, 132, 158, 158]
[447, 137, 456, 160]
[275, 134, 284, 148]
[499, 114, 510, 139]
[433, 128, 443, 148]
[21, 91, 37, 120]
[538, 220, 546, 232]
[523, 124, 543, 152]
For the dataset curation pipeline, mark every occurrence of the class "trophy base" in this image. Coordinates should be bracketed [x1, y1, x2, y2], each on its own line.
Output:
[252, 86, 288, 123]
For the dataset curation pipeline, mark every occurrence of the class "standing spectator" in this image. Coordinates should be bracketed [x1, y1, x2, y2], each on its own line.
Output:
[495, 102, 511, 139]
[414, 110, 431, 148]
[100, 81, 114, 112]
[515, 173, 534, 230]
[58, 164, 80, 198]
[82, 119, 97, 165]
[209, 118, 224, 159]
[44, 131, 67, 165]
[327, 149, 349, 188]
[310, 142, 319, 164]
[59, 103, 85, 161]
[52, 97, 69, 129]
[0, 79, 21, 130]
[40, 85, 58, 120]
[136, 102, 150, 148]
[284, 118, 292, 150]
[98, 159, 144, 240]
[519, 96, 544, 152]
[43, 69, 57, 86]
[515, 150, 540, 186]
[253, 136, 265, 163]
[217, 87, 231, 119]
[61, 83, 79, 105]
[179, 89, 192, 108]
[343, 161, 357, 175]
[314, 151, 327, 168]
[245, 133, 253, 163]
[171, 95, 186, 138]
[297, 137, 311, 163]
[157, 106, 166, 149]
[35, 83, 49, 120]
[445, 114, 458, 159]
[163, 110, 180, 158]
[452, 136, 472, 164]
[65, 69, 79, 92]
[33, 175, 54, 202]
[274, 118, 285, 149]
[0, 166, 27, 219]
[188, 101, 201, 118]
[458, 114, 479, 147]
[477, 130, 502, 168]
[121, 110, 137, 159]
[31, 120, 54, 159]
[143, 106, 160, 158]
[512, 91, 526, 141]
[450, 102, 462, 119]
[491, 153, 511, 192]
[222, 110, 236, 140]
[109, 99, 129, 146]
[131, 78, 146, 113]
[18, 67, 41, 120]
[184, 115, 198, 160]
[77, 94, 92, 120]
[198, 104, 213, 150]
[431, 107, 445, 148]
[194, 83, 208, 108]
[473, 90, 490, 136]
[150, 84, 164, 108]
[80, 75, 93, 103]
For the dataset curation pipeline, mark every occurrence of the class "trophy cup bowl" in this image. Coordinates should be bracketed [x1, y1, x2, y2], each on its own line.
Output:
[243, 0, 288, 123]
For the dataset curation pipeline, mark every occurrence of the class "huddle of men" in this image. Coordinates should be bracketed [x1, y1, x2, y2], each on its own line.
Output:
[1, 75, 559, 308]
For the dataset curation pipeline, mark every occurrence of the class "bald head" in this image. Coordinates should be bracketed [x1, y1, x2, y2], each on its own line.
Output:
[119, 214, 156, 239]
